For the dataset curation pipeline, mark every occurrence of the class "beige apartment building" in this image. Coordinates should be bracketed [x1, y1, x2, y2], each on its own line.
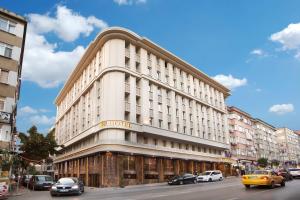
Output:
[227, 106, 256, 169]
[252, 119, 279, 162]
[0, 8, 26, 151]
[276, 128, 299, 167]
[295, 131, 300, 165]
[54, 27, 232, 187]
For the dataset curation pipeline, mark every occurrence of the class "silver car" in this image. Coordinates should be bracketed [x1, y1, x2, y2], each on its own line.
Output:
[50, 177, 84, 196]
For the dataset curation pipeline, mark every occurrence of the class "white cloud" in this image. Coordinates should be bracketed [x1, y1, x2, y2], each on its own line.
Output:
[113, 0, 147, 5]
[270, 23, 300, 50]
[269, 103, 294, 115]
[250, 49, 267, 56]
[23, 5, 108, 88]
[19, 106, 38, 115]
[29, 115, 56, 126]
[212, 74, 247, 90]
[28, 5, 108, 42]
[256, 88, 262, 92]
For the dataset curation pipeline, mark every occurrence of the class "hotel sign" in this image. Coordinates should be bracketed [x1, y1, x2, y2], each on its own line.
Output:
[99, 120, 131, 129]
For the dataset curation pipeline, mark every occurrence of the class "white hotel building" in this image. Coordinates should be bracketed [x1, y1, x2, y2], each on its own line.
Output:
[54, 28, 232, 187]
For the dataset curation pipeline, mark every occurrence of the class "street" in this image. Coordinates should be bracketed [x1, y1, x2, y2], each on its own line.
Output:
[10, 178, 300, 200]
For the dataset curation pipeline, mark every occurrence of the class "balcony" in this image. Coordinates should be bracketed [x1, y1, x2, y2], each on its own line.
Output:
[147, 58, 152, 66]
[168, 114, 171, 122]
[125, 48, 130, 58]
[158, 111, 163, 119]
[176, 117, 179, 124]
[158, 94, 162, 103]
[136, 54, 140, 63]
[182, 104, 186, 110]
[149, 109, 154, 117]
[136, 105, 141, 115]
[125, 83, 130, 94]
[190, 121, 193, 127]
[167, 98, 171, 106]
[149, 91, 153, 100]
[136, 87, 141, 96]
[183, 119, 186, 126]
[125, 102, 130, 112]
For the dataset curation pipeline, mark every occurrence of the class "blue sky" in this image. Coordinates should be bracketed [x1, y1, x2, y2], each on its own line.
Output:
[1, 0, 299, 134]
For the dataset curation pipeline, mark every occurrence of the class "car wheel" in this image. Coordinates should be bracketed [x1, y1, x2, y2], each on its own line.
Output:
[51, 193, 56, 197]
[244, 185, 250, 189]
[179, 181, 183, 185]
[209, 178, 212, 182]
[270, 181, 275, 189]
[281, 180, 285, 187]
[219, 177, 223, 181]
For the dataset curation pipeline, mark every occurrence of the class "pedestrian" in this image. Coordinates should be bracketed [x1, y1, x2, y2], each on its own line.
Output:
[236, 168, 240, 177]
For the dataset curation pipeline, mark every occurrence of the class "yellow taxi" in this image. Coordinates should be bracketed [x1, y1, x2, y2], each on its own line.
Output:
[242, 170, 285, 189]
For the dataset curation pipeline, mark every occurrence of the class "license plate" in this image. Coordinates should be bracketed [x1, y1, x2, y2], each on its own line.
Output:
[60, 189, 68, 192]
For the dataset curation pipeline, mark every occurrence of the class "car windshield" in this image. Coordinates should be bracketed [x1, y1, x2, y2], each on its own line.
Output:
[202, 172, 212, 175]
[57, 178, 77, 184]
[36, 176, 53, 182]
[253, 170, 269, 175]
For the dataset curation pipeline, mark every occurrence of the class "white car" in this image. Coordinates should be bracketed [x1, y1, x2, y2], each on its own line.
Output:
[197, 170, 223, 182]
[289, 168, 300, 178]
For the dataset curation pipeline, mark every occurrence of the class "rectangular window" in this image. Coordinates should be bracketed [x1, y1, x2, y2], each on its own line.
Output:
[0, 69, 9, 83]
[0, 17, 16, 34]
[0, 43, 13, 58]
[0, 96, 5, 110]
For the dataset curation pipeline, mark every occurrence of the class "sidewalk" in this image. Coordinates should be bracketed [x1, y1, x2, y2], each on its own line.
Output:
[86, 182, 168, 192]
[9, 186, 30, 197]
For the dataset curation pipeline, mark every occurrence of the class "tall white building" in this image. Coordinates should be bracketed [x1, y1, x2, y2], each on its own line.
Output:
[54, 27, 231, 187]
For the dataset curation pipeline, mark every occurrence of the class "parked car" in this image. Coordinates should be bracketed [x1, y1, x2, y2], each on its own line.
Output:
[289, 168, 300, 179]
[168, 173, 197, 185]
[22, 175, 32, 186]
[29, 175, 54, 190]
[50, 177, 84, 196]
[197, 170, 223, 182]
[277, 169, 293, 181]
[0, 182, 8, 199]
[242, 170, 285, 189]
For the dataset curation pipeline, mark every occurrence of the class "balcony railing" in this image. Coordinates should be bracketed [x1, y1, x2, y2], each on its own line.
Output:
[0, 111, 11, 123]
[167, 98, 171, 106]
[125, 48, 130, 58]
[147, 58, 152, 66]
[190, 121, 193, 127]
[136, 54, 140, 63]
[176, 117, 179, 124]
[149, 91, 153, 100]
[136, 87, 141, 96]
[168, 114, 171, 122]
[158, 111, 163, 119]
[158, 94, 162, 103]
[125, 83, 130, 93]
[136, 105, 141, 115]
[125, 102, 130, 112]
[183, 119, 186, 126]
[150, 109, 154, 117]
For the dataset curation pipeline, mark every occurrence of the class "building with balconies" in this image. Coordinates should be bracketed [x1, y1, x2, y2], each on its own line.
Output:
[252, 119, 279, 162]
[227, 106, 256, 169]
[276, 128, 299, 167]
[54, 27, 231, 187]
[0, 8, 26, 151]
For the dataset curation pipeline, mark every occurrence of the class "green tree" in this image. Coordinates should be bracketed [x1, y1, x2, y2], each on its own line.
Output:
[271, 159, 280, 167]
[257, 157, 268, 168]
[19, 126, 58, 162]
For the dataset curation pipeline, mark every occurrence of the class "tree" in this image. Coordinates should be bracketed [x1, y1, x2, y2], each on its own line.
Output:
[19, 126, 58, 162]
[271, 159, 280, 167]
[257, 157, 268, 168]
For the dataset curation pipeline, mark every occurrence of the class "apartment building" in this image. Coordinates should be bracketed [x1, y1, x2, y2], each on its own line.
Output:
[227, 106, 256, 169]
[295, 131, 300, 165]
[276, 128, 299, 167]
[252, 119, 279, 162]
[0, 8, 26, 151]
[54, 27, 231, 187]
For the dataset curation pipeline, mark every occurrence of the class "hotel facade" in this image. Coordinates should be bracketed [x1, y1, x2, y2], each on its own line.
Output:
[54, 28, 232, 187]
[0, 8, 26, 151]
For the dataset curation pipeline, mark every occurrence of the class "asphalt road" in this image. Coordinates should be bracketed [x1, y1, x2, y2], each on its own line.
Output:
[10, 178, 300, 200]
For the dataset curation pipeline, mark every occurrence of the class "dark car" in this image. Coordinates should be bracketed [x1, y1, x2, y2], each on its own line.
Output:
[278, 169, 293, 181]
[29, 175, 54, 190]
[168, 173, 197, 185]
[50, 177, 84, 196]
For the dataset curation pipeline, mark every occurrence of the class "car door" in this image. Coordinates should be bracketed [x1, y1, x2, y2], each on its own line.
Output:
[271, 171, 280, 184]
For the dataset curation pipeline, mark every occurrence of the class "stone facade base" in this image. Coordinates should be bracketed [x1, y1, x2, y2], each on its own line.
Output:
[55, 152, 233, 187]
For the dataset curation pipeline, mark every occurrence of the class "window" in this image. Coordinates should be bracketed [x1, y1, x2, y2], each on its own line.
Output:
[0, 96, 5, 110]
[0, 17, 16, 34]
[0, 43, 13, 58]
[0, 69, 9, 83]
[159, 120, 162, 128]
